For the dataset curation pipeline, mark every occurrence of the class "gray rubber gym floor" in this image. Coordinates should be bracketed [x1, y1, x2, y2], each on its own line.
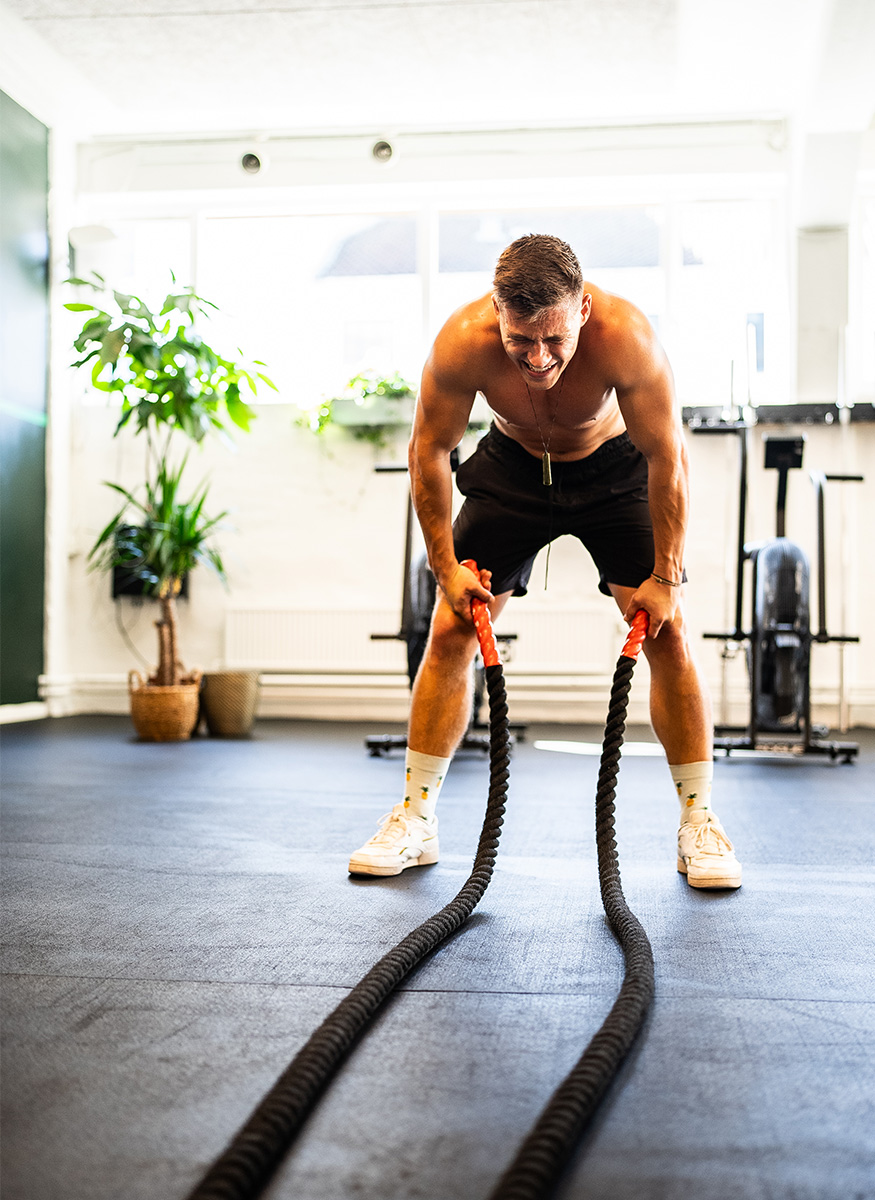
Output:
[2, 716, 874, 1200]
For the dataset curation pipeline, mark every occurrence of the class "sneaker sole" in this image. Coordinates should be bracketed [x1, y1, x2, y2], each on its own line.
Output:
[677, 857, 742, 889]
[348, 848, 439, 877]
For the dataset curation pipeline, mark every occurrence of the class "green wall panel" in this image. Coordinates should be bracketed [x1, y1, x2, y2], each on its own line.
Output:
[0, 91, 49, 705]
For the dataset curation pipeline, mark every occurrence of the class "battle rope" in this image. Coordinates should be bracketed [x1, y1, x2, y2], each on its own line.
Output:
[489, 609, 654, 1200]
[186, 575, 653, 1200]
[185, 562, 510, 1200]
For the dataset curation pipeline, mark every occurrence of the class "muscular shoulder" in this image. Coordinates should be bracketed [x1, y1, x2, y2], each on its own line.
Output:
[425, 293, 501, 393]
[586, 285, 667, 391]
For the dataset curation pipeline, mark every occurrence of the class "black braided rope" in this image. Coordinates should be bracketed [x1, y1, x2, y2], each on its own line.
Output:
[185, 663, 511, 1200]
[488, 652, 655, 1200]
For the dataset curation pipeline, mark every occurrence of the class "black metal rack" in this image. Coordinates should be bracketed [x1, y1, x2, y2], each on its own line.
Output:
[692, 423, 862, 762]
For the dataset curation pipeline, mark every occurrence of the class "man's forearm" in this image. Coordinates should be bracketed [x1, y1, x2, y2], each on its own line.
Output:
[645, 452, 688, 582]
[408, 445, 458, 589]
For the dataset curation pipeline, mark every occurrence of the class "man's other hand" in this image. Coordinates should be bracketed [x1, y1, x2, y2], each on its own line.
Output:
[625, 576, 681, 638]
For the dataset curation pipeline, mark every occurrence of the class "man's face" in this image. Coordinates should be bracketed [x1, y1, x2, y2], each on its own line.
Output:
[494, 294, 591, 390]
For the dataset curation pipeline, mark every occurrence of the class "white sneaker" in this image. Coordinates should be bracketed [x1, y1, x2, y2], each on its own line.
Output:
[677, 809, 742, 889]
[348, 805, 439, 877]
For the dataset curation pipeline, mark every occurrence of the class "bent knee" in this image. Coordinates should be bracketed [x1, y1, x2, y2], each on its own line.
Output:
[645, 612, 694, 664]
[425, 599, 478, 663]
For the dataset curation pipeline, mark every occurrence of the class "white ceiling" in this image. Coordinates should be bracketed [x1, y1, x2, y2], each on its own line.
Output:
[2, 0, 873, 140]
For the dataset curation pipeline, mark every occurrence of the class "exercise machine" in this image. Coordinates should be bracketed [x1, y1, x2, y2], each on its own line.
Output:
[366, 455, 525, 756]
[692, 422, 862, 761]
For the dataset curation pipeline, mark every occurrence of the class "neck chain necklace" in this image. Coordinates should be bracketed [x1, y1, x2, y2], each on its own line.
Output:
[525, 373, 565, 486]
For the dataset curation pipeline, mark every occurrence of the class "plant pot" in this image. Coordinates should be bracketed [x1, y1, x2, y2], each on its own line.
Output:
[128, 670, 202, 742]
[200, 671, 260, 737]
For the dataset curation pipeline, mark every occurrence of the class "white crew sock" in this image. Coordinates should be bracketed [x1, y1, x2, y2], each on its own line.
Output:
[403, 748, 452, 823]
[668, 760, 714, 822]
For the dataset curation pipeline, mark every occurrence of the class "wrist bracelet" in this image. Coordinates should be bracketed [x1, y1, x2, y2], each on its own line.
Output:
[651, 572, 683, 588]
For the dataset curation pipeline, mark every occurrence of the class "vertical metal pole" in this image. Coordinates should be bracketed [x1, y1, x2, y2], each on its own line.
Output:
[734, 426, 748, 640]
[810, 471, 828, 640]
[775, 466, 788, 538]
[747, 550, 758, 745]
[399, 488, 415, 638]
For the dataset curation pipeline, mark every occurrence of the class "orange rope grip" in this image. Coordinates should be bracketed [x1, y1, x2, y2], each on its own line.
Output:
[622, 609, 649, 659]
[460, 559, 501, 668]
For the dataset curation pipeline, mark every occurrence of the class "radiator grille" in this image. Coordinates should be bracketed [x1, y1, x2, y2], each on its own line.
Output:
[223, 606, 613, 674]
[225, 609, 406, 671]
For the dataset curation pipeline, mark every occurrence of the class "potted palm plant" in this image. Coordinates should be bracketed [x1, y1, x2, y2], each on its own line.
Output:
[88, 457, 226, 740]
[67, 272, 274, 741]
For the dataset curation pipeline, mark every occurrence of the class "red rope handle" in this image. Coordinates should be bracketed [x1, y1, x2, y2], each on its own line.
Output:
[460, 559, 501, 668]
[621, 609, 649, 659]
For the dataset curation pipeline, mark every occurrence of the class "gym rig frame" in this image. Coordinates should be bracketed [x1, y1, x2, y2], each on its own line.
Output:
[692, 421, 862, 763]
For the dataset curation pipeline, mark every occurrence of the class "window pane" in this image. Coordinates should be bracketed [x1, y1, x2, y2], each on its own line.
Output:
[439, 209, 659, 273]
[72, 218, 193, 310]
[672, 199, 789, 408]
[321, 216, 417, 276]
[849, 195, 875, 405]
[198, 214, 423, 404]
[434, 207, 665, 346]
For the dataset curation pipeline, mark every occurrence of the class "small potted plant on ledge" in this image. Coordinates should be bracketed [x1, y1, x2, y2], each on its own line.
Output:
[302, 369, 416, 446]
[67, 272, 274, 741]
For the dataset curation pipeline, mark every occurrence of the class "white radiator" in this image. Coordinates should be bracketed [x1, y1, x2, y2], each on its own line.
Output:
[224, 608, 406, 672]
[222, 605, 616, 675]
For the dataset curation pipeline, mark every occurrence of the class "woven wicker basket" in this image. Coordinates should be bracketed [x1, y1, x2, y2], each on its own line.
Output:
[200, 671, 260, 737]
[129, 670, 203, 742]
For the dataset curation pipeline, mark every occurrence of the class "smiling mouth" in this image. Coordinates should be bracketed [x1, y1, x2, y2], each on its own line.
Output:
[523, 362, 556, 376]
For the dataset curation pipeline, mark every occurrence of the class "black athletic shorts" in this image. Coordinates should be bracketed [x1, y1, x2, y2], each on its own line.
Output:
[452, 424, 655, 598]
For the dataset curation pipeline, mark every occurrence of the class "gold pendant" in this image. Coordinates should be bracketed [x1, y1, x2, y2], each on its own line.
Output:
[542, 451, 552, 486]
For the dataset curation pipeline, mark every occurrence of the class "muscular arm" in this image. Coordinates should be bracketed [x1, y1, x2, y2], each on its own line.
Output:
[409, 333, 494, 617]
[614, 310, 689, 636]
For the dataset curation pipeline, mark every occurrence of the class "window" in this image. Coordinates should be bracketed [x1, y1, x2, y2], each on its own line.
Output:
[197, 213, 423, 403]
[849, 193, 875, 406]
[671, 199, 790, 407]
[71, 189, 792, 413]
[434, 207, 665, 345]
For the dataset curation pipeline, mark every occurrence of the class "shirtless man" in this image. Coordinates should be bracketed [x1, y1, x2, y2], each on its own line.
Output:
[349, 234, 741, 890]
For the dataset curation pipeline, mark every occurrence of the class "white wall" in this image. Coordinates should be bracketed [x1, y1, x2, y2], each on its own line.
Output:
[45, 394, 875, 729]
[39, 121, 871, 731]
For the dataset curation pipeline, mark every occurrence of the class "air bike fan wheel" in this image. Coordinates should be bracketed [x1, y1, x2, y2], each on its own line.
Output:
[186, 565, 653, 1200]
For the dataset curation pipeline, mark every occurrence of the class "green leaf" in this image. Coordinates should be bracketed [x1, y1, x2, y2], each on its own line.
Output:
[225, 392, 256, 431]
[161, 293, 194, 317]
[88, 504, 129, 561]
[103, 480, 145, 508]
[64, 302, 96, 312]
[98, 327, 127, 367]
[126, 329, 161, 371]
[73, 314, 113, 352]
[113, 408, 135, 436]
[91, 358, 112, 390]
